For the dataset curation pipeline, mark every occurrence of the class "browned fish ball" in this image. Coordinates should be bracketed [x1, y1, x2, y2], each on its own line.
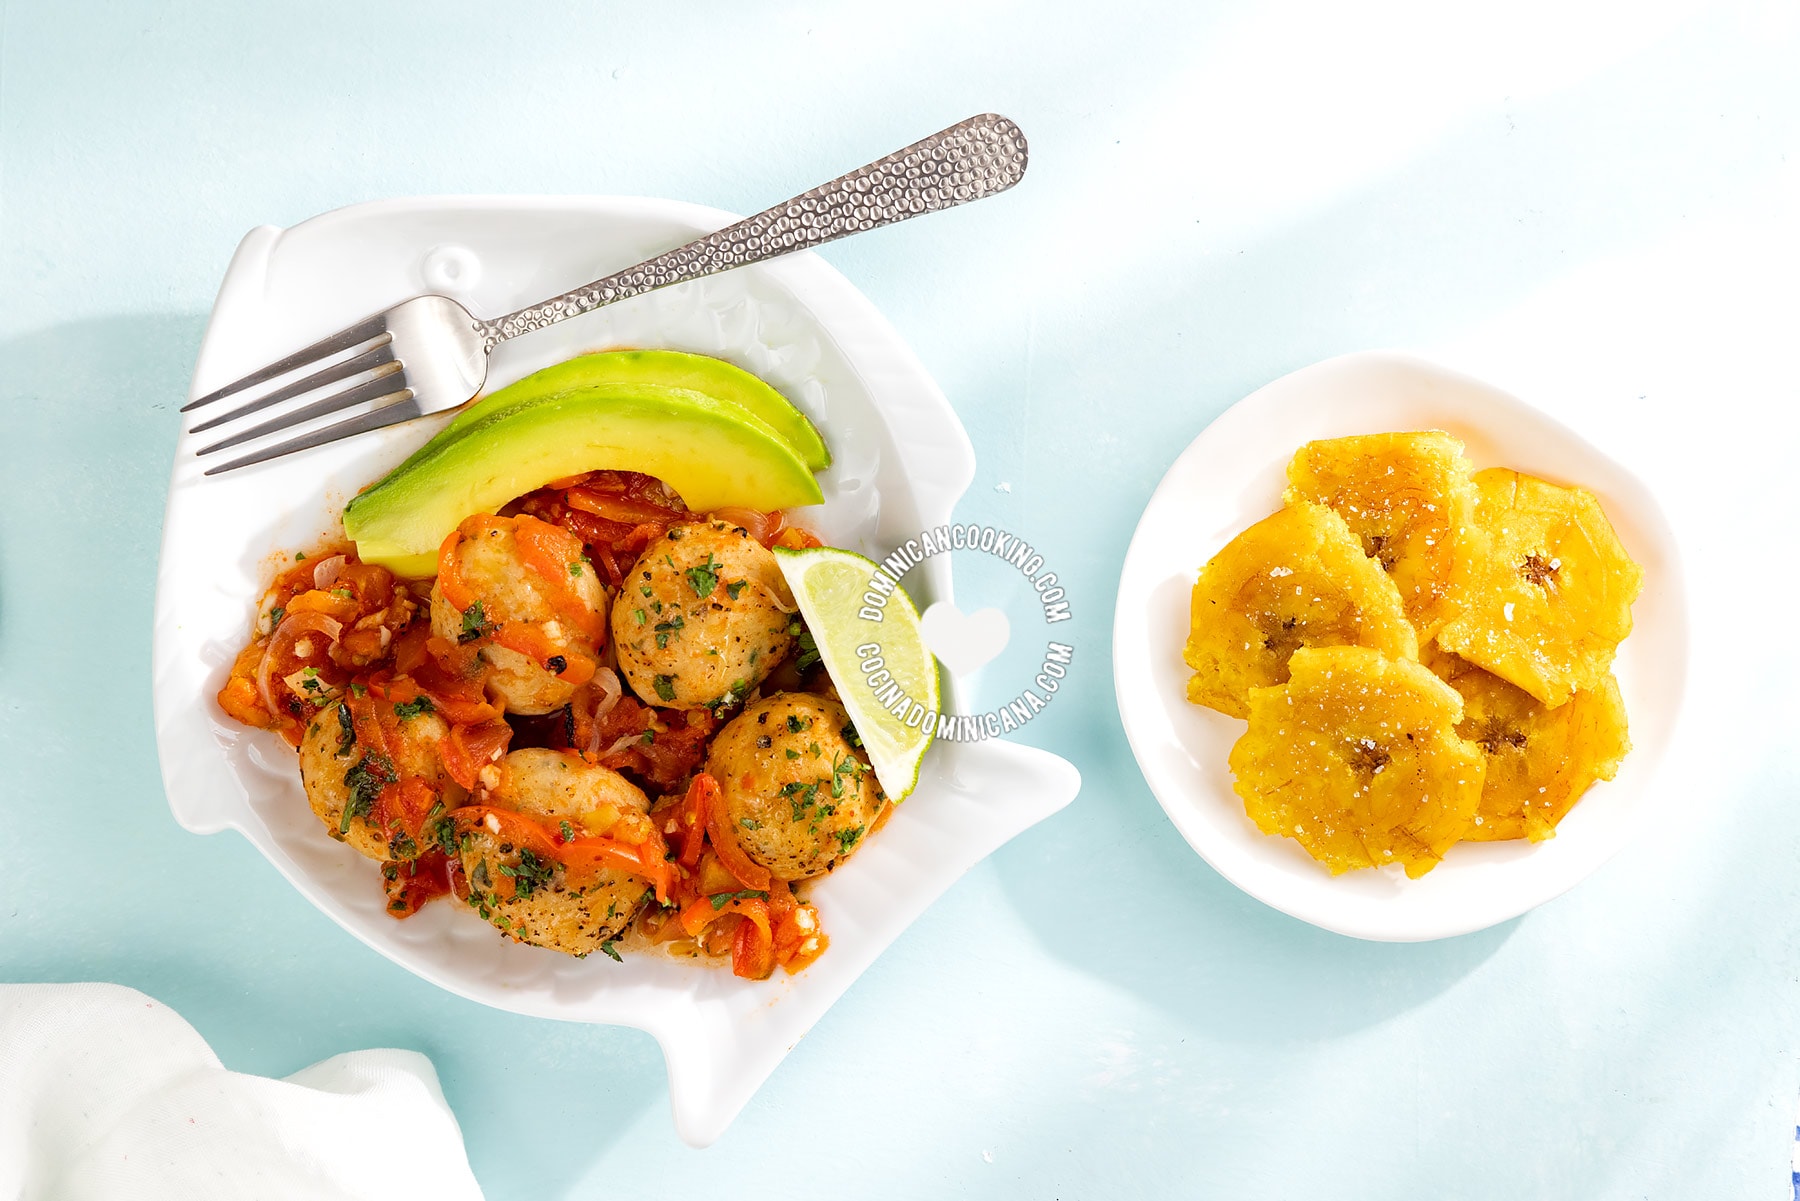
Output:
[298, 699, 465, 862]
[612, 520, 795, 710]
[429, 518, 609, 716]
[456, 748, 659, 956]
[705, 693, 884, 881]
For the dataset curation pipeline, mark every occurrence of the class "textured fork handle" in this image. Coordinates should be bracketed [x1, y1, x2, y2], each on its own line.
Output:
[475, 113, 1028, 350]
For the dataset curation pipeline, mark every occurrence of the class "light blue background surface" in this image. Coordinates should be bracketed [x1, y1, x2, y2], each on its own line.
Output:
[4, 1, 1799, 1196]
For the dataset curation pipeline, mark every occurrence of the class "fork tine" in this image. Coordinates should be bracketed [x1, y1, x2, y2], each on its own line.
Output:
[181, 314, 387, 413]
[189, 338, 397, 434]
[202, 396, 425, 476]
[196, 366, 409, 456]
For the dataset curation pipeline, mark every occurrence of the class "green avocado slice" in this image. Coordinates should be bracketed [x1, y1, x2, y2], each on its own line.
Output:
[440, 349, 830, 471]
[342, 384, 825, 577]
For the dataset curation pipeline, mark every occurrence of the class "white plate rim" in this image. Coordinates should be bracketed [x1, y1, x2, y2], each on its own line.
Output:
[151, 194, 1081, 1144]
[1112, 350, 1689, 942]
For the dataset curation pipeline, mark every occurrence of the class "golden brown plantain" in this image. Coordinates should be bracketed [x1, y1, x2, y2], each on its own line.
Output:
[1436, 468, 1642, 708]
[1183, 503, 1418, 718]
[1284, 431, 1480, 637]
[1229, 646, 1485, 878]
[1426, 650, 1629, 841]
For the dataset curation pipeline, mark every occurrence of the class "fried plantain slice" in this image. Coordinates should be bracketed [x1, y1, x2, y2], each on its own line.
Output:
[1229, 646, 1484, 878]
[1426, 650, 1629, 842]
[1284, 430, 1480, 637]
[1436, 468, 1643, 708]
[1184, 503, 1418, 718]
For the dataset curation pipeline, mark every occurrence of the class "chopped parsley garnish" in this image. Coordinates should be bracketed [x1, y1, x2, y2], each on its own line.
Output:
[640, 730, 655, 745]
[559, 820, 577, 843]
[740, 818, 761, 830]
[295, 551, 307, 561]
[458, 600, 490, 644]
[639, 584, 653, 598]
[654, 613, 685, 648]
[430, 813, 457, 855]
[600, 940, 623, 963]
[709, 889, 769, 910]
[785, 748, 799, 760]
[267, 605, 285, 629]
[634, 608, 647, 625]
[781, 780, 819, 821]
[796, 628, 822, 672]
[836, 826, 865, 853]
[786, 714, 812, 734]
[725, 580, 747, 601]
[706, 680, 746, 715]
[392, 695, 434, 720]
[830, 754, 863, 798]
[841, 721, 863, 749]
[335, 702, 356, 755]
[685, 555, 722, 598]
[349, 681, 367, 697]
[568, 560, 583, 577]
[499, 849, 555, 899]
[331, 587, 353, 600]
[653, 674, 677, 702]
[341, 751, 395, 832]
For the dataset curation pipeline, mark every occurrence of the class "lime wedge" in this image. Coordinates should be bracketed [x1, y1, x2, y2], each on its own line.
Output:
[774, 546, 939, 802]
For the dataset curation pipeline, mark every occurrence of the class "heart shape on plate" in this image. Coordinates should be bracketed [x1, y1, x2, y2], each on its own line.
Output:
[920, 601, 1010, 678]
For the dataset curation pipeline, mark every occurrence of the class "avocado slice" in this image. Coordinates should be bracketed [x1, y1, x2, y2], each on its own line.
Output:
[342, 384, 825, 577]
[441, 350, 830, 471]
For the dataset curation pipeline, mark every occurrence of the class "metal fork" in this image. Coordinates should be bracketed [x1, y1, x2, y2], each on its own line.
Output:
[184, 113, 1028, 474]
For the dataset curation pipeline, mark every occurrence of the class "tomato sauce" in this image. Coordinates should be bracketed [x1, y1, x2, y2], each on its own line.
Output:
[216, 470, 826, 979]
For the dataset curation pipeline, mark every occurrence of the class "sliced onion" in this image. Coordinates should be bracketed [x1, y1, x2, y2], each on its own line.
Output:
[311, 554, 347, 590]
[710, 505, 779, 545]
[255, 611, 345, 716]
[598, 732, 646, 759]
[281, 668, 340, 704]
[742, 570, 799, 614]
[591, 666, 622, 721]
[583, 667, 624, 755]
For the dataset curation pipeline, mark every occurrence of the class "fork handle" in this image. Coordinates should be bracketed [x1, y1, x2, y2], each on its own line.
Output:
[475, 113, 1028, 350]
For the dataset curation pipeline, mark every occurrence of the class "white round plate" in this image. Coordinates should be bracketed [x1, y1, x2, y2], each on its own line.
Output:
[152, 196, 1080, 1145]
[1113, 352, 1687, 942]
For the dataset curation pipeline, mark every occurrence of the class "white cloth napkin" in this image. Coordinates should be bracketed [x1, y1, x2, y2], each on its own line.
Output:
[0, 983, 483, 1200]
